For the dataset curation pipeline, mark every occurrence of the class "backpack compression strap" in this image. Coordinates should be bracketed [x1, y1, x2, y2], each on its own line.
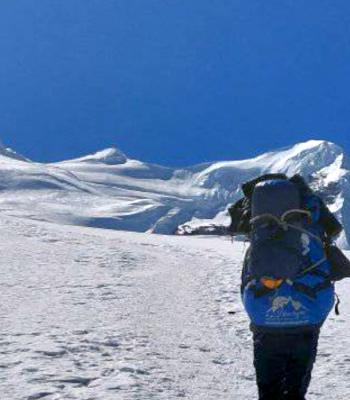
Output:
[250, 208, 327, 276]
[247, 209, 330, 298]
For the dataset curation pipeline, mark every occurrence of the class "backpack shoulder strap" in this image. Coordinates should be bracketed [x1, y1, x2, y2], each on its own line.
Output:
[228, 197, 251, 235]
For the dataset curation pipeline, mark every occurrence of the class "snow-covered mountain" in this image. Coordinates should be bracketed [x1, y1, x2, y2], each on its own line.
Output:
[0, 139, 349, 247]
[2, 140, 350, 399]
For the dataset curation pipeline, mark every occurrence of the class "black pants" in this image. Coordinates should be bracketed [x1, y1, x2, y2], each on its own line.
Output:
[252, 327, 320, 400]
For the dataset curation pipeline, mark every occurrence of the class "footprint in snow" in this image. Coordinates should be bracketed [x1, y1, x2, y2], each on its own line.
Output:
[57, 376, 96, 386]
[72, 329, 89, 336]
[27, 392, 53, 400]
[119, 366, 150, 375]
[198, 346, 211, 353]
[35, 349, 66, 358]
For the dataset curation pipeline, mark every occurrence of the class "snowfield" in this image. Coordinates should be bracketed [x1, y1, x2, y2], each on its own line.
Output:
[1, 215, 350, 400]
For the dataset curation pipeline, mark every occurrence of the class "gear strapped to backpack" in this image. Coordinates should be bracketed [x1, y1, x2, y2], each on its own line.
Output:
[229, 174, 347, 328]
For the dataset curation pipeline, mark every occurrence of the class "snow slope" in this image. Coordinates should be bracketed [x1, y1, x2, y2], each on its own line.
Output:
[1, 215, 350, 399]
[0, 139, 349, 246]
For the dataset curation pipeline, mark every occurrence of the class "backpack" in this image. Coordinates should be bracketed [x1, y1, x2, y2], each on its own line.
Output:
[229, 174, 344, 328]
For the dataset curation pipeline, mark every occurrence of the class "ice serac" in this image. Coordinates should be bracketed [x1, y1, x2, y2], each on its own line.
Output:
[0, 139, 349, 248]
[178, 140, 350, 248]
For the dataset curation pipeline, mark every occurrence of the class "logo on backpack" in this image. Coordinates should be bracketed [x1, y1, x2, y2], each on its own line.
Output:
[268, 296, 305, 313]
[265, 295, 310, 325]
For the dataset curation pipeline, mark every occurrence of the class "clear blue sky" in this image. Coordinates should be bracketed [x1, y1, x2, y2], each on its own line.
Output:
[1, 1, 350, 166]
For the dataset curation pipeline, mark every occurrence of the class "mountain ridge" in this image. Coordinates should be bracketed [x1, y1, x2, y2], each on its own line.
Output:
[0, 139, 348, 247]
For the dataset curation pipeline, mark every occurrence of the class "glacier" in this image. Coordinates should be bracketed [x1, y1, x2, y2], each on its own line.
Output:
[0, 139, 349, 247]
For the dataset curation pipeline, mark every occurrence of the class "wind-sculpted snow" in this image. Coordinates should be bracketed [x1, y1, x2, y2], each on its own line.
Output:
[0, 140, 29, 162]
[60, 147, 128, 165]
[1, 216, 350, 399]
[0, 139, 349, 247]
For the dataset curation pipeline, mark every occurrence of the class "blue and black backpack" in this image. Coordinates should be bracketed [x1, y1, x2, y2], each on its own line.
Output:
[228, 174, 346, 329]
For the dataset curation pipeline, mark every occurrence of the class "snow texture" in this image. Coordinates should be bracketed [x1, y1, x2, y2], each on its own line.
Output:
[0, 215, 349, 399]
